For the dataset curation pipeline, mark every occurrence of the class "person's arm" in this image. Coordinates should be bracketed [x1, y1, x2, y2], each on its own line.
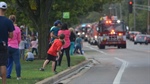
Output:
[30, 41, 32, 48]
[8, 20, 15, 38]
[18, 29, 21, 44]
[8, 32, 13, 38]
[50, 32, 55, 38]
[25, 53, 28, 59]
[56, 51, 60, 60]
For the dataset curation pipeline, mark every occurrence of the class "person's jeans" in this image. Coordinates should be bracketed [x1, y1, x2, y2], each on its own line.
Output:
[7, 47, 21, 78]
[26, 58, 34, 61]
[70, 42, 75, 55]
[74, 45, 83, 54]
[19, 49, 25, 60]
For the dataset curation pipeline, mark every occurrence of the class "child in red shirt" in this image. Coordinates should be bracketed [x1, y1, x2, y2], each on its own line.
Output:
[39, 34, 65, 74]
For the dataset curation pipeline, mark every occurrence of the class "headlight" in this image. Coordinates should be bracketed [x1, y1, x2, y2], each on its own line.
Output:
[85, 35, 88, 37]
[94, 36, 97, 39]
[77, 32, 81, 35]
[82, 32, 85, 34]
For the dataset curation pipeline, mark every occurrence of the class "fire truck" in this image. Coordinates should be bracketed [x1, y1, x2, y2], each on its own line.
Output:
[76, 23, 92, 41]
[97, 16, 127, 49]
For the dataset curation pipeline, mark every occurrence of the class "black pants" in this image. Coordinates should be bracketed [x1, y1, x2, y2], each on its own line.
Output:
[58, 46, 70, 67]
[32, 48, 38, 55]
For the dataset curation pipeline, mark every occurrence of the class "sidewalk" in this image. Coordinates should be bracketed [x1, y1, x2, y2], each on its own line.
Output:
[36, 59, 92, 84]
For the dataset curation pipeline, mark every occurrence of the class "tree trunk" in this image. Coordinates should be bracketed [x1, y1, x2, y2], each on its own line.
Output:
[38, 23, 49, 59]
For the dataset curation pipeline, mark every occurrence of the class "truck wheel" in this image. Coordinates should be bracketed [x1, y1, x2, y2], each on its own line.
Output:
[98, 45, 105, 49]
[118, 46, 121, 49]
[134, 42, 137, 45]
[145, 42, 148, 45]
[122, 44, 126, 49]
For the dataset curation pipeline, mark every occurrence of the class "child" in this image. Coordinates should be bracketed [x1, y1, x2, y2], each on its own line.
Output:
[74, 35, 83, 55]
[39, 34, 65, 74]
[30, 36, 38, 56]
[25, 49, 34, 61]
[19, 36, 27, 60]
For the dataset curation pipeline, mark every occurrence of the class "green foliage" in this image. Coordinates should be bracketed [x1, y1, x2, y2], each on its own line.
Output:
[6, 56, 85, 84]
[49, 0, 95, 25]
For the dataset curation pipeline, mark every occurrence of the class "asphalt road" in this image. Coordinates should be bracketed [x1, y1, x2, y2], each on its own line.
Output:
[66, 40, 150, 84]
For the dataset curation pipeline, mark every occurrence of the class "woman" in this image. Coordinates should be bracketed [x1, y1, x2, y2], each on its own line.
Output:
[58, 23, 71, 67]
[69, 28, 76, 55]
[7, 15, 21, 80]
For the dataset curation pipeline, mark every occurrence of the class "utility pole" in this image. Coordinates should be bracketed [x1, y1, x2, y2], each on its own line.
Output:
[119, 3, 122, 20]
[148, 0, 150, 34]
[133, 0, 136, 31]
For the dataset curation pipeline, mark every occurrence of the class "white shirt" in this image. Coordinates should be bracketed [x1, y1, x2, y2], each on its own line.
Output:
[27, 52, 34, 58]
[19, 40, 27, 49]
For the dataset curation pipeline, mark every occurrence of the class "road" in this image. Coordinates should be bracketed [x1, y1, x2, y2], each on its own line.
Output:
[66, 40, 150, 84]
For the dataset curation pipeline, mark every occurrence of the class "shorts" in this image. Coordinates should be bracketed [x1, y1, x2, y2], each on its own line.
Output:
[47, 54, 57, 61]
[0, 52, 8, 66]
[0, 43, 8, 66]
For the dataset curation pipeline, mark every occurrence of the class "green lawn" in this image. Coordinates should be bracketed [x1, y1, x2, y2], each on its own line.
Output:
[6, 56, 85, 84]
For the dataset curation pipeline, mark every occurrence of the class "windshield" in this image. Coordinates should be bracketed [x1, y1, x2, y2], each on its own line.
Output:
[101, 23, 126, 32]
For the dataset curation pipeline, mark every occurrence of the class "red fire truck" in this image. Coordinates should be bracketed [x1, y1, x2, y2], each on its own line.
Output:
[97, 16, 127, 49]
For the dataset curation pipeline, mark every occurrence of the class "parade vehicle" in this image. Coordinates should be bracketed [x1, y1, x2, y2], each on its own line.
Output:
[87, 22, 98, 45]
[97, 16, 127, 49]
[76, 23, 92, 41]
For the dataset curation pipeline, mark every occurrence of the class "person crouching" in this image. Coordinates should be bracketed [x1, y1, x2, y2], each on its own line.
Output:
[25, 49, 34, 61]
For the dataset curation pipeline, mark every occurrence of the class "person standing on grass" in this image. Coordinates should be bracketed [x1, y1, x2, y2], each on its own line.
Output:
[49, 20, 62, 46]
[69, 28, 76, 56]
[39, 34, 65, 74]
[30, 36, 38, 56]
[58, 23, 71, 67]
[19, 36, 27, 60]
[0, 2, 15, 84]
[7, 15, 21, 80]
[47, 20, 62, 68]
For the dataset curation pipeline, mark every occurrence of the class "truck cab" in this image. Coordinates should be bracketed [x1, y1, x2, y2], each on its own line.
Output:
[97, 16, 127, 49]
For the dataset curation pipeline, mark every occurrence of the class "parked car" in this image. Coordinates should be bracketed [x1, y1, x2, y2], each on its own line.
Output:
[146, 35, 150, 43]
[134, 34, 148, 45]
[129, 31, 141, 41]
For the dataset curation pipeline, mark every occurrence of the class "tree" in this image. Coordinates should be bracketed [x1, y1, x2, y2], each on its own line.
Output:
[12, 0, 97, 58]
[4, 0, 119, 58]
[14, 0, 53, 58]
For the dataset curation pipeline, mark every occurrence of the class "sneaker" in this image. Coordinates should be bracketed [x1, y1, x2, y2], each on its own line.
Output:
[6, 76, 11, 79]
[17, 77, 21, 80]
[39, 68, 44, 71]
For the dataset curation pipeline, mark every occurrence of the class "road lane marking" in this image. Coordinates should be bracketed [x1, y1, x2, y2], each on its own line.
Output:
[85, 45, 108, 55]
[113, 57, 129, 84]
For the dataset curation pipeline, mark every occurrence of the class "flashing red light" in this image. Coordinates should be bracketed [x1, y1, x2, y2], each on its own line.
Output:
[109, 20, 112, 23]
[118, 33, 123, 36]
[110, 29, 115, 34]
[106, 21, 109, 23]
[106, 20, 112, 24]
[129, 1, 133, 5]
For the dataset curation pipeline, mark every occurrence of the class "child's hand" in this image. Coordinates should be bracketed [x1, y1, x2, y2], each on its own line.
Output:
[59, 51, 62, 54]
[56, 56, 59, 61]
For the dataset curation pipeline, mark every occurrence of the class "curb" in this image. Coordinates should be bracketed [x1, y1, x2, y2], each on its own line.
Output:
[36, 60, 92, 84]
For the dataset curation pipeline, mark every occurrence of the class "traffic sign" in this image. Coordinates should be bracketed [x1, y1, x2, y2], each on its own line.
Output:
[63, 12, 70, 19]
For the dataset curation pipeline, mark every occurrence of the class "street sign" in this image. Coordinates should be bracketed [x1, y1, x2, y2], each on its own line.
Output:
[63, 12, 70, 19]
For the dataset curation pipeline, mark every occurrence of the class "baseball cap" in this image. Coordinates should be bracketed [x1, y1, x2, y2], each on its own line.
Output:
[54, 20, 62, 26]
[0, 2, 7, 9]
